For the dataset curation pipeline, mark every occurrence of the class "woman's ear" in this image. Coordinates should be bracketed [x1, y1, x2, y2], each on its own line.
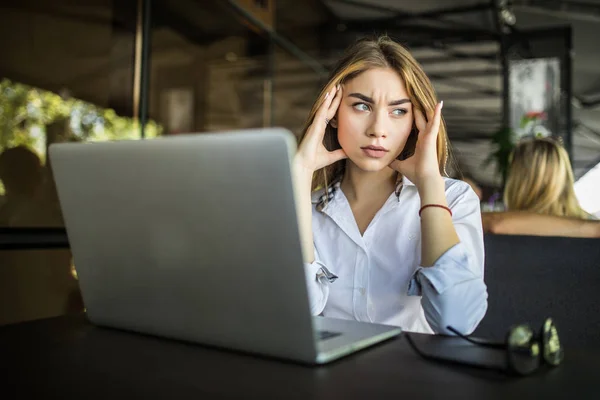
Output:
[330, 118, 338, 129]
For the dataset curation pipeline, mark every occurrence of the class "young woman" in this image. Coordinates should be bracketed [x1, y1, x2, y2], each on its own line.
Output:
[293, 36, 487, 335]
[482, 137, 599, 237]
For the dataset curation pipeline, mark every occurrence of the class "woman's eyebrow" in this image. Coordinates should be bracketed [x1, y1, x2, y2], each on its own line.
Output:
[348, 93, 411, 106]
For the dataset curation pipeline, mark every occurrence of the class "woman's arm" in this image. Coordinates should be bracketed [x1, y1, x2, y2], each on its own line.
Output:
[418, 177, 460, 266]
[389, 102, 487, 335]
[293, 165, 317, 263]
[408, 184, 488, 335]
[388, 102, 461, 266]
[293, 84, 346, 263]
[482, 211, 600, 238]
[293, 85, 346, 315]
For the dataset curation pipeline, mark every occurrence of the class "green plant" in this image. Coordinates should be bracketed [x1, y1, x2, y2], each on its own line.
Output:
[484, 125, 515, 187]
[484, 112, 549, 187]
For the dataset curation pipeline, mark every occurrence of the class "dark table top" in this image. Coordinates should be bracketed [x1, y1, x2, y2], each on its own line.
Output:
[1, 315, 598, 399]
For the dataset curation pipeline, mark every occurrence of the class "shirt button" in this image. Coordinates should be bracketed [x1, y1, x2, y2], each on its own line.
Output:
[409, 233, 416, 240]
[360, 288, 366, 296]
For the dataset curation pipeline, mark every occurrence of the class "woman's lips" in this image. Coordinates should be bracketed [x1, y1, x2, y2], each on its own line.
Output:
[361, 146, 389, 158]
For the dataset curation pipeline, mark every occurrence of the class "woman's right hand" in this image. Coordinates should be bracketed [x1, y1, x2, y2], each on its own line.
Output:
[294, 84, 347, 174]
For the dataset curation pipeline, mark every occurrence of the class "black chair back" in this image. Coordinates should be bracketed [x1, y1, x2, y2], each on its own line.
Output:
[474, 234, 600, 348]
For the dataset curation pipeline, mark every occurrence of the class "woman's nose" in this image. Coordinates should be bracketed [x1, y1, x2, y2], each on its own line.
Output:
[367, 113, 387, 138]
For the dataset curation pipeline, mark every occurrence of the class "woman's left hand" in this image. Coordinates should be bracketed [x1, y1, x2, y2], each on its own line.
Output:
[389, 101, 444, 189]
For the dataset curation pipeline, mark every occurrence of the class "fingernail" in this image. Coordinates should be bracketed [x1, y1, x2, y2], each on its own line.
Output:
[325, 91, 330, 99]
[337, 84, 341, 90]
[440, 100, 444, 109]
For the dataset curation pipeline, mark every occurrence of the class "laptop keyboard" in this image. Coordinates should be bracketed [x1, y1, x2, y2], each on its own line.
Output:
[317, 330, 342, 341]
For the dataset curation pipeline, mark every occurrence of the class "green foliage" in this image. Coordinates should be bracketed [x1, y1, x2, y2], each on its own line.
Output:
[484, 125, 515, 187]
[0, 78, 162, 151]
[0, 78, 163, 195]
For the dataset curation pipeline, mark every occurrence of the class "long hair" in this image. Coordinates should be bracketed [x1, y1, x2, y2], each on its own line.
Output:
[298, 35, 454, 192]
[504, 137, 589, 218]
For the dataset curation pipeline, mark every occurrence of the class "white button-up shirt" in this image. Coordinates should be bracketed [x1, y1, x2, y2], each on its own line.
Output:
[304, 176, 488, 335]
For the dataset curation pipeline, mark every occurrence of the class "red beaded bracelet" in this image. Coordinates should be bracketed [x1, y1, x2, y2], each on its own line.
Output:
[419, 204, 452, 217]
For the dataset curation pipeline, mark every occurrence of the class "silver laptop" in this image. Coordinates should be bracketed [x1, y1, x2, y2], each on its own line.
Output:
[49, 127, 401, 364]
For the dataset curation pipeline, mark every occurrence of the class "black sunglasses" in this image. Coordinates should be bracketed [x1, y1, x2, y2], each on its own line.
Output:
[407, 318, 564, 376]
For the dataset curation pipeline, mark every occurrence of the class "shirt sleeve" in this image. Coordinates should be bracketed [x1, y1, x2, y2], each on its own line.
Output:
[407, 184, 488, 335]
[304, 246, 337, 316]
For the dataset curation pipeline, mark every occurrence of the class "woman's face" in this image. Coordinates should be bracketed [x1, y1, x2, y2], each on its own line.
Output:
[336, 67, 414, 172]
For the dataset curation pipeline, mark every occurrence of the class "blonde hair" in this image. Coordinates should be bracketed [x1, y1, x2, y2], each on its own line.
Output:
[298, 35, 453, 192]
[504, 137, 589, 219]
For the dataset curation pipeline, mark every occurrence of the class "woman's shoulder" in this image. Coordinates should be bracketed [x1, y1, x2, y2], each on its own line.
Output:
[443, 177, 472, 194]
[403, 175, 472, 196]
[442, 177, 481, 205]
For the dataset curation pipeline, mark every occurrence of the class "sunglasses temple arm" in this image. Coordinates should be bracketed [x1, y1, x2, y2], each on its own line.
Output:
[405, 333, 508, 374]
[446, 326, 505, 349]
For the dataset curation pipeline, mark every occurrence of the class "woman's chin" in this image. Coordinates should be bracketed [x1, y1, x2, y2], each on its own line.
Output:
[348, 156, 393, 172]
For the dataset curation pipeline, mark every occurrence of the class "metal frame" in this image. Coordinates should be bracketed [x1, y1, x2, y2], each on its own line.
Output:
[0, 228, 69, 251]
[137, 0, 152, 138]
[492, 0, 510, 128]
[326, 0, 496, 31]
[513, 0, 600, 22]
[224, 0, 328, 77]
[564, 26, 574, 162]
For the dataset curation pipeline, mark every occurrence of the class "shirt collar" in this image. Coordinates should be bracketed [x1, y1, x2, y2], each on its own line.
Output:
[402, 175, 416, 187]
[314, 180, 342, 213]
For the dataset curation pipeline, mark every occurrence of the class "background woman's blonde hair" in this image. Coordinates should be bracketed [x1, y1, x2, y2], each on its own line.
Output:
[298, 35, 454, 192]
[504, 137, 589, 219]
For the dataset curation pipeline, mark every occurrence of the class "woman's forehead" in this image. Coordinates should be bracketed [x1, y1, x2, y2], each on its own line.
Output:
[344, 68, 408, 98]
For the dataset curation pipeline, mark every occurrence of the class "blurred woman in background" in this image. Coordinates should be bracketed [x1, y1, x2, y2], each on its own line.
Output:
[483, 137, 599, 238]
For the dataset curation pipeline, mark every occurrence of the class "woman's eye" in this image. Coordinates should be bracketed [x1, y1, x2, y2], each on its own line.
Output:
[391, 108, 407, 116]
[353, 103, 370, 112]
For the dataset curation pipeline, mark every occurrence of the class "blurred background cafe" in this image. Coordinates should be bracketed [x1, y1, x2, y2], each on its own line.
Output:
[0, 0, 599, 344]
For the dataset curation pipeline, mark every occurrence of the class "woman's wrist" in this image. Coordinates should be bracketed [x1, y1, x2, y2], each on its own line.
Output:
[292, 159, 315, 190]
[292, 155, 313, 175]
[416, 176, 446, 206]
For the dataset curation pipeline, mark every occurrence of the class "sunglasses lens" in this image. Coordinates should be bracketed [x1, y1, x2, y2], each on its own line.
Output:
[507, 325, 541, 375]
[541, 318, 564, 366]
